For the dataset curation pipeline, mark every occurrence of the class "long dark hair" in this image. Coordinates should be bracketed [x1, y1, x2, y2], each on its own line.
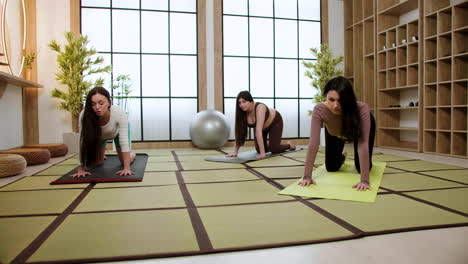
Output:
[235, 90, 254, 146]
[80, 86, 111, 167]
[323, 76, 361, 142]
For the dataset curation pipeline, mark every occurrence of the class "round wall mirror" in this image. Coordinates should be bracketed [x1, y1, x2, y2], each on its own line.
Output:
[1, 0, 26, 76]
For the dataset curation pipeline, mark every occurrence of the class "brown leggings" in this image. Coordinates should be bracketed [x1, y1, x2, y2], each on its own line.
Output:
[254, 112, 291, 154]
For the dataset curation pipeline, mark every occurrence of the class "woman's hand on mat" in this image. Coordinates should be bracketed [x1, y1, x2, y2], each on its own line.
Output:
[352, 181, 371, 191]
[298, 176, 316, 186]
[116, 168, 135, 176]
[226, 153, 238, 157]
[71, 168, 91, 178]
[256, 153, 266, 159]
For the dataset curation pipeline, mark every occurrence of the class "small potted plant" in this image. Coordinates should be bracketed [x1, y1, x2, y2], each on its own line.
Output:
[111, 74, 132, 114]
[21, 50, 36, 80]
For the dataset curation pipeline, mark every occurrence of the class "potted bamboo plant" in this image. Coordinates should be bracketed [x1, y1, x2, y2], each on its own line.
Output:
[303, 44, 344, 107]
[49, 32, 111, 152]
[303, 44, 343, 145]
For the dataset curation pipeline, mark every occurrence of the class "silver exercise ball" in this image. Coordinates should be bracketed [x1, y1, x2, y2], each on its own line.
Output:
[190, 110, 231, 149]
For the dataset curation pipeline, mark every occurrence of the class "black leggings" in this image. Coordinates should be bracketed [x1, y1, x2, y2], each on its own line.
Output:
[254, 112, 290, 154]
[324, 114, 376, 172]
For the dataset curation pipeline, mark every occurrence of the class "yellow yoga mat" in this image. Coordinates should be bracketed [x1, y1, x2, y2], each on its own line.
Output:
[278, 161, 386, 203]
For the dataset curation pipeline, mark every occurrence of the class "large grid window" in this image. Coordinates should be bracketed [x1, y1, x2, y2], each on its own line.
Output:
[81, 0, 198, 141]
[222, 0, 321, 139]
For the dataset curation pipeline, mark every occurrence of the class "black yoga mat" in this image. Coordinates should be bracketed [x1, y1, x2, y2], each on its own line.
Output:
[50, 154, 148, 184]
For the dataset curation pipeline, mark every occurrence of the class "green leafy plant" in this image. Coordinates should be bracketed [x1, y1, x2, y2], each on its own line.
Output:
[49, 31, 111, 132]
[303, 44, 344, 107]
[22, 50, 36, 70]
[111, 74, 132, 114]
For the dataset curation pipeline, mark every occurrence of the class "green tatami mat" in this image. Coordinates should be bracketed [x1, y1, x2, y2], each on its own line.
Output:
[255, 166, 304, 179]
[29, 210, 199, 262]
[0, 190, 81, 216]
[74, 185, 185, 212]
[248, 156, 304, 167]
[57, 157, 79, 165]
[182, 169, 258, 183]
[418, 170, 468, 184]
[147, 156, 176, 162]
[313, 194, 467, 233]
[282, 150, 319, 158]
[148, 154, 209, 162]
[35, 165, 78, 176]
[2, 148, 467, 264]
[405, 188, 468, 214]
[381, 172, 466, 191]
[287, 155, 324, 164]
[187, 181, 294, 206]
[388, 160, 464, 172]
[175, 149, 221, 155]
[180, 160, 246, 170]
[93, 171, 178, 188]
[177, 155, 214, 162]
[0, 176, 88, 191]
[371, 154, 416, 162]
[197, 202, 354, 248]
[0, 216, 55, 264]
[145, 162, 179, 171]
[139, 150, 173, 156]
[275, 178, 301, 188]
[384, 167, 406, 174]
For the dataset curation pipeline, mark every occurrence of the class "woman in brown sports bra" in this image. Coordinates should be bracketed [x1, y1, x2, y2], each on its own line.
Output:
[227, 90, 296, 159]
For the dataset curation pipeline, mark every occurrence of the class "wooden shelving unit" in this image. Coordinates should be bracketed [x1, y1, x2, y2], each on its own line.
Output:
[344, 0, 468, 158]
[423, 0, 468, 157]
[376, 0, 421, 152]
[344, 0, 375, 112]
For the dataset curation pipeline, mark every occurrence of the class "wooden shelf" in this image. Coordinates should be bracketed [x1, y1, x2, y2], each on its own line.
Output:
[379, 85, 418, 91]
[380, 107, 418, 110]
[379, 0, 418, 16]
[424, 0, 450, 15]
[379, 127, 418, 131]
[0, 71, 42, 98]
[344, 0, 468, 157]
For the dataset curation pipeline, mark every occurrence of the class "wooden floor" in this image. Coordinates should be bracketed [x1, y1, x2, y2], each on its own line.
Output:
[1, 147, 467, 264]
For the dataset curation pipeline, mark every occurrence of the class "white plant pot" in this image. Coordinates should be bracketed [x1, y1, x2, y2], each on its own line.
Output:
[320, 127, 326, 147]
[63, 132, 80, 154]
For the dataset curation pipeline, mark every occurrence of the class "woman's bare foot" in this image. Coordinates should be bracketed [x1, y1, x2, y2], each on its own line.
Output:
[130, 152, 136, 164]
[343, 151, 348, 160]
[287, 141, 296, 151]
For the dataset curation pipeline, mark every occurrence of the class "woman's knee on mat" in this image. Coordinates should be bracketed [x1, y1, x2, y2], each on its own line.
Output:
[325, 161, 342, 172]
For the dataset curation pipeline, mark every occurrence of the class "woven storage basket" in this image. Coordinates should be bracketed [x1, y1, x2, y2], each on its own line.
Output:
[0, 148, 51, 166]
[0, 154, 27, 177]
[23, 143, 68, 158]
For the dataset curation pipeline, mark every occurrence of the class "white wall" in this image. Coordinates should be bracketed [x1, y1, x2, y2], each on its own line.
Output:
[36, 0, 72, 144]
[328, 0, 344, 59]
[0, 84, 23, 149]
[0, 0, 24, 149]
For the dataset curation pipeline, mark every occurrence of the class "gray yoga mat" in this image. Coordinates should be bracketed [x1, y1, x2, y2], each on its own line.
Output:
[205, 148, 303, 163]
[50, 154, 148, 184]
